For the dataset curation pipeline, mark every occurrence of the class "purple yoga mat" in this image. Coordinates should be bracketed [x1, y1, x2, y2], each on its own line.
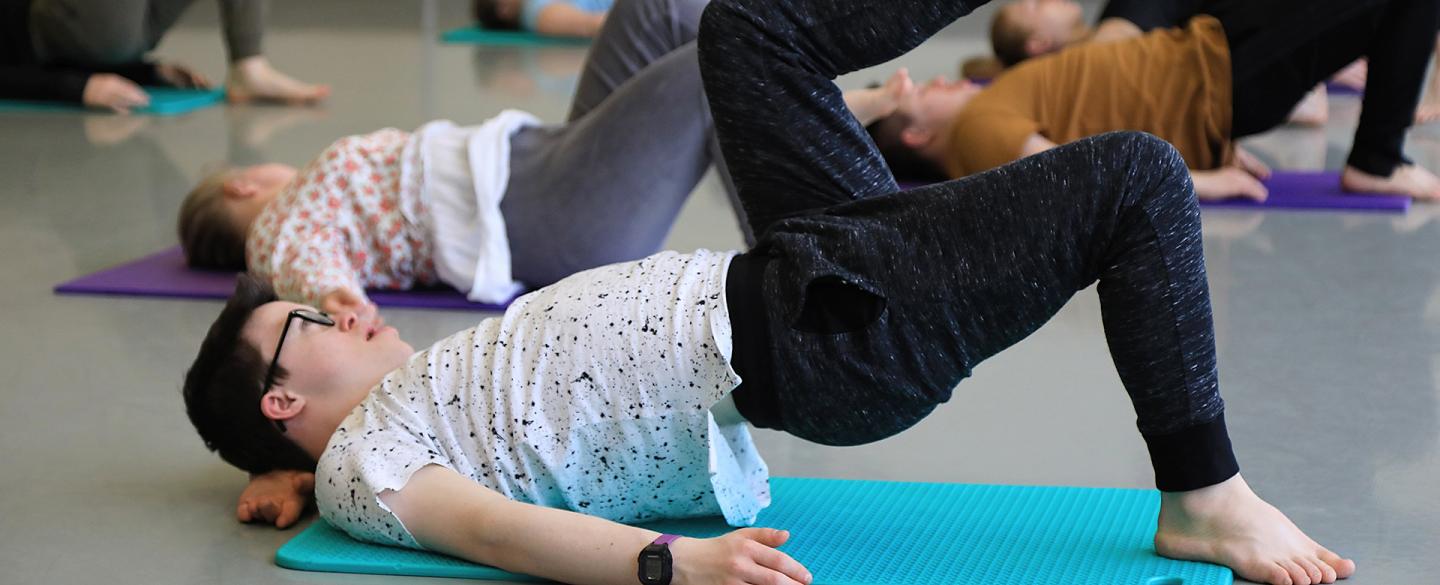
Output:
[1199, 170, 1409, 212]
[1324, 81, 1364, 97]
[902, 171, 1409, 213]
[53, 247, 517, 311]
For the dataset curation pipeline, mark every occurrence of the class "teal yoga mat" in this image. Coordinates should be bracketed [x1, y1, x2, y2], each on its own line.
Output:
[440, 26, 591, 46]
[0, 87, 224, 116]
[275, 477, 1232, 584]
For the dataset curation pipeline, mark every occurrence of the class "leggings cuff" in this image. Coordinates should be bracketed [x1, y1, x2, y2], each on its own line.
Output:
[1142, 412, 1240, 492]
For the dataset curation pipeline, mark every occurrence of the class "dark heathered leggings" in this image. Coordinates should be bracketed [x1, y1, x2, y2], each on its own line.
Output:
[706, 0, 1238, 492]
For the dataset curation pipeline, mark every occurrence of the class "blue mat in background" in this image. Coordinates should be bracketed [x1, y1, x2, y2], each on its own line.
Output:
[276, 477, 1233, 584]
[0, 87, 224, 116]
[440, 26, 591, 46]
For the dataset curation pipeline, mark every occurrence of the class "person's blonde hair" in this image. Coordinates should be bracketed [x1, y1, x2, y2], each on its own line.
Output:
[177, 165, 247, 270]
[990, 3, 1035, 68]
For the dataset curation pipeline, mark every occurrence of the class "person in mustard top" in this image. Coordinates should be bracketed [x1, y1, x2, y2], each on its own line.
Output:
[866, 0, 1440, 202]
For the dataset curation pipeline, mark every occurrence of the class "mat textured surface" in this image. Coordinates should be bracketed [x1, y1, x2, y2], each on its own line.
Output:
[276, 477, 1233, 585]
[53, 246, 516, 311]
[440, 26, 591, 46]
[0, 87, 225, 116]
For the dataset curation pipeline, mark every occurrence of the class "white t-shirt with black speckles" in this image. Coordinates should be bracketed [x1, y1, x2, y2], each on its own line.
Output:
[315, 249, 770, 549]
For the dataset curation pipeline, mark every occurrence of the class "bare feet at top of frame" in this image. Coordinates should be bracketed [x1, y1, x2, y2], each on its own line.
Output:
[1155, 474, 1355, 585]
[226, 56, 331, 105]
[1342, 164, 1440, 201]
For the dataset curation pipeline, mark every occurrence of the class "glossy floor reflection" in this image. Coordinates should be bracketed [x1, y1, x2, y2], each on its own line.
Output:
[1, 1, 1436, 584]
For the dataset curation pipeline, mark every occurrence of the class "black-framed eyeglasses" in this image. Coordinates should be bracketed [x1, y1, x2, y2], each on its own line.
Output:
[262, 309, 334, 433]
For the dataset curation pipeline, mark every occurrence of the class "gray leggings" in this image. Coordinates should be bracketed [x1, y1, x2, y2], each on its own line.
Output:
[29, 0, 264, 66]
[500, 0, 740, 287]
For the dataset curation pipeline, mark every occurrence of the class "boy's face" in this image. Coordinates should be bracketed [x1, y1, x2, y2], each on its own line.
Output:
[897, 76, 984, 136]
[242, 301, 414, 412]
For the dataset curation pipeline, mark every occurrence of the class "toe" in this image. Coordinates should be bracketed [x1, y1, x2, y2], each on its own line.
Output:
[1314, 556, 1337, 583]
[1281, 559, 1311, 585]
[1298, 557, 1324, 584]
[1317, 549, 1356, 579]
[1268, 561, 1295, 585]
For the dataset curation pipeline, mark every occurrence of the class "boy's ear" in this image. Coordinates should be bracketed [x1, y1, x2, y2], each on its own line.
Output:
[223, 177, 259, 200]
[900, 126, 935, 150]
[260, 390, 306, 425]
[1024, 34, 1055, 58]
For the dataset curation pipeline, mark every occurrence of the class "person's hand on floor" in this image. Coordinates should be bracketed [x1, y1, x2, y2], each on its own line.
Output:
[1192, 167, 1268, 202]
[156, 61, 212, 89]
[82, 73, 150, 113]
[1233, 146, 1272, 180]
[669, 528, 813, 585]
[237, 469, 315, 529]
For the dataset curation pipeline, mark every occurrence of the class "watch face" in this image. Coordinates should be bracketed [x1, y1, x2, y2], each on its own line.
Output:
[644, 556, 664, 579]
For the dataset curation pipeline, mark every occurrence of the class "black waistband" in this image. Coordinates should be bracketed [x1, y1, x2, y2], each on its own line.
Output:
[725, 252, 780, 429]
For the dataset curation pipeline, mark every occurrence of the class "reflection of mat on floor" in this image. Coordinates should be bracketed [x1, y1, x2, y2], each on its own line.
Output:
[440, 26, 591, 46]
[275, 477, 1233, 585]
[53, 247, 517, 311]
[0, 87, 224, 116]
[902, 171, 1409, 213]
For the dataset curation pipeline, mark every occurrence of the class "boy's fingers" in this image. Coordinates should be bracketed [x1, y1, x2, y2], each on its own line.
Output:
[275, 498, 302, 528]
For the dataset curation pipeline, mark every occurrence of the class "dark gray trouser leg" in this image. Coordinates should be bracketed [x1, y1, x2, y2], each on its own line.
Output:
[502, 43, 718, 287]
[502, 0, 744, 286]
[30, 0, 264, 65]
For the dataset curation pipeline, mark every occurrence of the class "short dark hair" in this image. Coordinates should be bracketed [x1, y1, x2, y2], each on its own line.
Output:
[182, 274, 315, 475]
[865, 113, 950, 183]
[177, 168, 248, 271]
[991, 4, 1033, 68]
[473, 0, 521, 30]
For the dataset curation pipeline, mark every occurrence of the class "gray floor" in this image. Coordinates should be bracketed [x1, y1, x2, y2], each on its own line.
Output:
[2, 1, 1438, 583]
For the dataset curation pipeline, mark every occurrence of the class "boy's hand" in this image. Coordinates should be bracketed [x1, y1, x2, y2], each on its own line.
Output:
[237, 469, 315, 529]
[670, 528, 813, 585]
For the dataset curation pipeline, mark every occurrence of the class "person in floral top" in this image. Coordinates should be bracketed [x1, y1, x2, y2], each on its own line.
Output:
[179, 0, 732, 317]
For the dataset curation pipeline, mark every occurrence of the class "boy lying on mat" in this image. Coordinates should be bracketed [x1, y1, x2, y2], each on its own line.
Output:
[863, 0, 1440, 203]
[182, 1, 1354, 584]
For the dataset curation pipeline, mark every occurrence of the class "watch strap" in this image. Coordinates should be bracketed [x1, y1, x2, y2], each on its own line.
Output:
[652, 534, 681, 546]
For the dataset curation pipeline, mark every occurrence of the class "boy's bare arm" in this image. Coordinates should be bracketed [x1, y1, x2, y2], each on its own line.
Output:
[381, 464, 813, 585]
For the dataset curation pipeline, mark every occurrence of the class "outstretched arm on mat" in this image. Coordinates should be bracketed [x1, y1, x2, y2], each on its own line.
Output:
[1011, 131, 1270, 202]
[381, 464, 813, 585]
